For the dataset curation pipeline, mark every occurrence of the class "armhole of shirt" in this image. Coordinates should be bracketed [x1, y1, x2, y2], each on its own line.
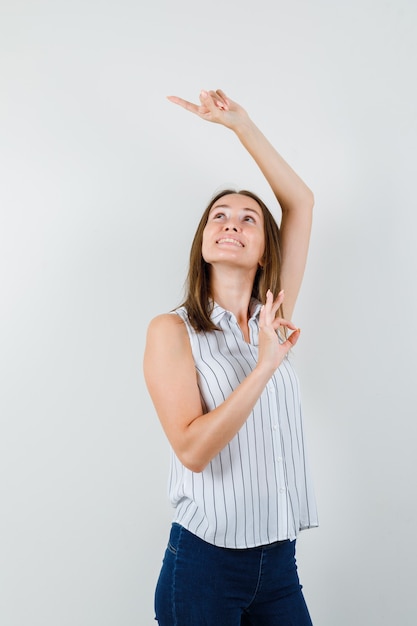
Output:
[171, 308, 197, 354]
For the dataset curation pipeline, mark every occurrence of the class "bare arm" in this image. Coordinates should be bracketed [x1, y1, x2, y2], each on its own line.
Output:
[233, 115, 313, 320]
[143, 291, 300, 472]
[167, 89, 314, 318]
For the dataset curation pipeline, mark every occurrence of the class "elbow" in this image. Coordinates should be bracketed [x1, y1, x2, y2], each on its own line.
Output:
[310, 190, 315, 211]
[175, 448, 210, 474]
[297, 186, 314, 212]
[300, 189, 314, 223]
[177, 449, 208, 474]
[303, 188, 314, 212]
[173, 427, 212, 473]
[283, 189, 314, 215]
[309, 189, 315, 210]
[186, 462, 206, 474]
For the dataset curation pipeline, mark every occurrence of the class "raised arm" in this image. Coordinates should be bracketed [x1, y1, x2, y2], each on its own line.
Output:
[167, 89, 314, 318]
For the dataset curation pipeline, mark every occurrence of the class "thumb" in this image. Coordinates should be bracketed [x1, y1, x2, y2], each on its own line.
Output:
[199, 90, 225, 112]
[286, 328, 301, 348]
[199, 89, 211, 105]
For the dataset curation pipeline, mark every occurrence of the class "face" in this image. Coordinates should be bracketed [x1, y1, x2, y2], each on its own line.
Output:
[201, 194, 265, 271]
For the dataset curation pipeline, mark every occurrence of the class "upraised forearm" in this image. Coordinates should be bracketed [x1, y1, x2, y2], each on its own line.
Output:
[233, 116, 314, 212]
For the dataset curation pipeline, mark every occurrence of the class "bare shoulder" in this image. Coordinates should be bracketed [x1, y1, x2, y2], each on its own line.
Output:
[146, 312, 188, 342]
[147, 312, 185, 330]
[145, 312, 191, 360]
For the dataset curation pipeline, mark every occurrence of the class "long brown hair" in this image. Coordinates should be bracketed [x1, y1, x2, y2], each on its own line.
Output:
[181, 189, 282, 332]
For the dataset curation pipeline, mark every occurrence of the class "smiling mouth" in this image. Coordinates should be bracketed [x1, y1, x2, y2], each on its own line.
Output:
[216, 238, 244, 247]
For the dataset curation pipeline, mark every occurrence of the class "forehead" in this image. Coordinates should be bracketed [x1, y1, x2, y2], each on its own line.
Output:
[210, 193, 263, 216]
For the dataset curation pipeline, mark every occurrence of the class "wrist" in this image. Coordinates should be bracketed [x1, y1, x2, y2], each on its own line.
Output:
[252, 360, 275, 384]
[232, 115, 257, 139]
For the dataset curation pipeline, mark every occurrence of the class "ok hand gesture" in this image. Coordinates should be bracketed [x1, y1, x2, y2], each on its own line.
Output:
[257, 290, 301, 374]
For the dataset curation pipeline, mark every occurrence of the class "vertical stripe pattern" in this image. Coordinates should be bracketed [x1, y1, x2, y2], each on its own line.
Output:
[168, 301, 318, 549]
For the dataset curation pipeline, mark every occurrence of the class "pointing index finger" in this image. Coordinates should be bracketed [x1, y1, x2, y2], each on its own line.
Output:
[166, 95, 200, 115]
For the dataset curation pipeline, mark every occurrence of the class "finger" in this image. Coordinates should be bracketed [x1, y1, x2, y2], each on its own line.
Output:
[207, 93, 220, 102]
[271, 289, 285, 316]
[261, 289, 283, 328]
[199, 89, 214, 104]
[263, 289, 284, 321]
[272, 318, 298, 332]
[207, 90, 225, 108]
[265, 288, 274, 303]
[199, 90, 223, 114]
[213, 89, 229, 110]
[264, 288, 283, 304]
[166, 95, 201, 115]
[259, 302, 274, 329]
[216, 89, 230, 108]
[287, 328, 301, 347]
[275, 288, 285, 304]
[278, 329, 301, 354]
[262, 289, 274, 323]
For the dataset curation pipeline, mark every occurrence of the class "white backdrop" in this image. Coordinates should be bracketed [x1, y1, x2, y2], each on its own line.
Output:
[1, 1, 416, 624]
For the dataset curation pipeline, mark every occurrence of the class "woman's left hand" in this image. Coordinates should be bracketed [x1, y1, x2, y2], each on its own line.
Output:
[167, 89, 249, 131]
[257, 289, 301, 374]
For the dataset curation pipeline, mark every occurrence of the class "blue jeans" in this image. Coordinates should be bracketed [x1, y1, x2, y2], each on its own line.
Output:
[155, 523, 313, 625]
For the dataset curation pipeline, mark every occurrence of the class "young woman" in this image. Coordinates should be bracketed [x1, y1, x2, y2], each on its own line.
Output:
[143, 88, 318, 625]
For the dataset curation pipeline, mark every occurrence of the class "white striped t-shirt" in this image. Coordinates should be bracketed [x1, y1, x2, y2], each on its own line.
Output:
[168, 299, 318, 549]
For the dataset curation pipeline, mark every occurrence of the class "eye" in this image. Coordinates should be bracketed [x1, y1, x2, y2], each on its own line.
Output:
[243, 215, 256, 223]
[212, 212, 225, 220]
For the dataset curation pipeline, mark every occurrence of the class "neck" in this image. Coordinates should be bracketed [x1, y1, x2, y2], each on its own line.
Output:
[209, 266, 257, 325]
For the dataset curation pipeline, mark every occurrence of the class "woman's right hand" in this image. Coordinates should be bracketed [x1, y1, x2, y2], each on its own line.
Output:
[144, 297, 300, 473]
[167, 89, 250, 131]
[257, 290, 301, 374]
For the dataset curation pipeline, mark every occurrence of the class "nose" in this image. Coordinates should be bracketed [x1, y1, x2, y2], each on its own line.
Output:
[223, 219, 239, 232]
